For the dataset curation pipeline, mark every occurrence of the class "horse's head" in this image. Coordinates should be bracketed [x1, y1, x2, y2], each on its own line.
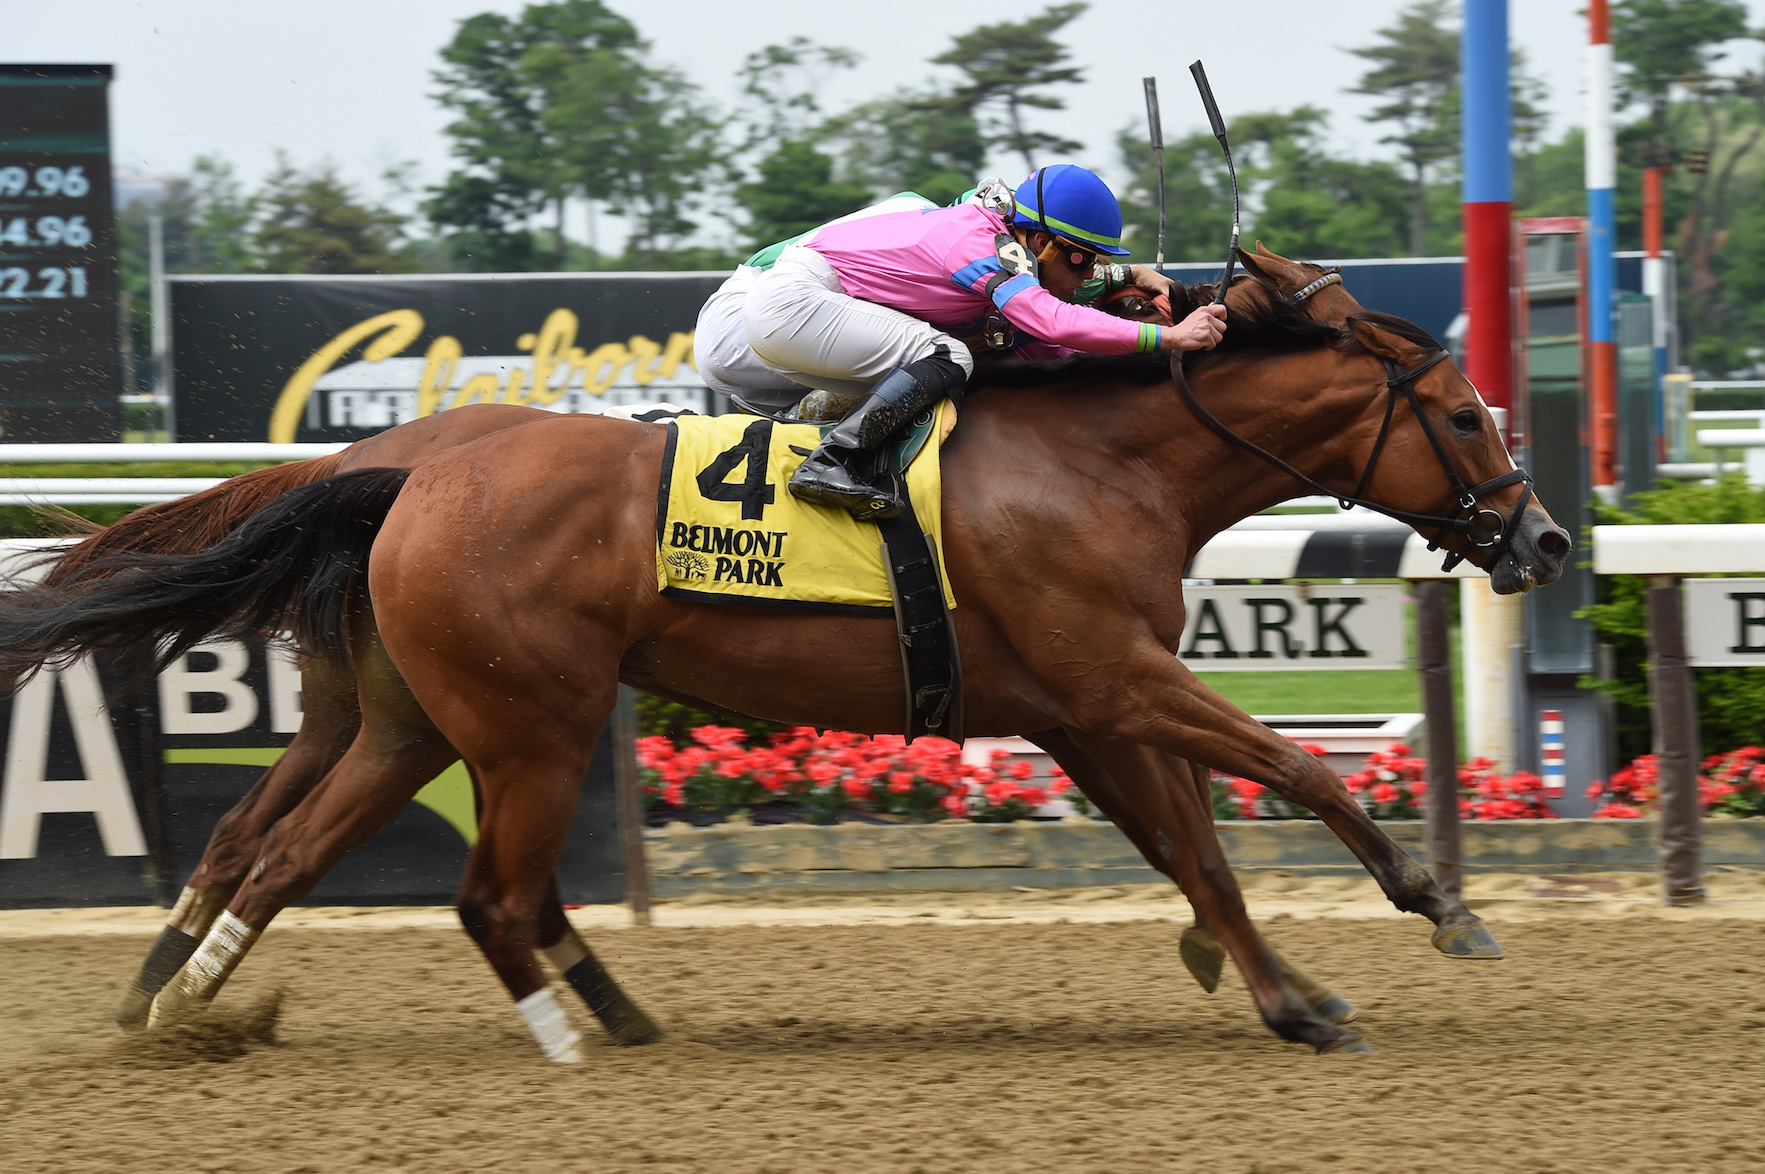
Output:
[1236, 243, 1363, 320]
[1342, 315, 1571, 594]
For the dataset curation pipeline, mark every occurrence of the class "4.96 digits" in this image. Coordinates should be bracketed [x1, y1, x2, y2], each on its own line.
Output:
[0, 216, 91, 248]
[0, 165, 90, 199]
[0, 266, 89, 298]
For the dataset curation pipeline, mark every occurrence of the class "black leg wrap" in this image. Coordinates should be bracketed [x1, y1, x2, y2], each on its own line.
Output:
[562, 955, 660, 1044]
[115, 926, 201, 1030]
[137, 926, 201, 994]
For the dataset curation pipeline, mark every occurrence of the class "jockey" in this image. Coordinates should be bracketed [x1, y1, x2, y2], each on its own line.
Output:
[725, 164, 1228, 520]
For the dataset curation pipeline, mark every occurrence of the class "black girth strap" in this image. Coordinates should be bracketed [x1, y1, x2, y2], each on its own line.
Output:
[1172, 348, 1535, 574]
[874, 479, 964, 744]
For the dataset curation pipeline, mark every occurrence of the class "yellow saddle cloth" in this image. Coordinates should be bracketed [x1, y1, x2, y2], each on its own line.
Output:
[655, 402, 957, 615]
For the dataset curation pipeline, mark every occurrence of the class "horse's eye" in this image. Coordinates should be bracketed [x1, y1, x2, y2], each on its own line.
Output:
[1451, 410, 1481, 433]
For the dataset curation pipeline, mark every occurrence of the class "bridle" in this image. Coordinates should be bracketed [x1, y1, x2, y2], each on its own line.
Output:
[1173, 346, 1535, 573]
[1290, 271, 1342, 303]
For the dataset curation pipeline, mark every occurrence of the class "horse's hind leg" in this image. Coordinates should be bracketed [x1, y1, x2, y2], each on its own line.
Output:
[115, 653, 361, 1030]
[536, 875, 662, 1044]
[147, 659, 457, 1027]
[1055, 732, 1365, 1053]
[1030, 733, 1356, 1026]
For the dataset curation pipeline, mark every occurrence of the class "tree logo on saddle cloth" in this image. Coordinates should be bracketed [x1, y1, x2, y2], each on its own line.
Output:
[654, 404, 958, 615]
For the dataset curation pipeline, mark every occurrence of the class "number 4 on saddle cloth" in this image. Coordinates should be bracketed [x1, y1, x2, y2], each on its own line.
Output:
[655, 400, 963, 741]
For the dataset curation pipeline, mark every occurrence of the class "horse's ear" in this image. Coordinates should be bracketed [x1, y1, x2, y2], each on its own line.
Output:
[1347, 316, 1422, 362]
[1235, 247, 1270, 282]
[1253, 240, 1296, 265]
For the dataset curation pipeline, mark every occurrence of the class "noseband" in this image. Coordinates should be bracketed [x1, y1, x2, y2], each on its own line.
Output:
[1174, 348, 1535, 573]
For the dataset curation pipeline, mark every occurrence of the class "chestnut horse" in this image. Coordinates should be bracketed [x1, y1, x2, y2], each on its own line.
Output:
[3, 250, 1570, 1058]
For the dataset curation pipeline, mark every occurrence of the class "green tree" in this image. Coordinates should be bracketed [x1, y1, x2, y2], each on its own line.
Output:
[1349, 0, 1461, 257]
[431, 1, 726, 268]
[827, 92, 987, 207]
[115, 156, 258, 393]
[253, 158, 410, 274]
[735, 140, 872, 251]
[738, 37, 860, 148]
[1610, 0, 1762, 374]
[1117, 108, 1409, 265]
[931, 3, 1087, 174]
[729, 39, 868, 250]
[430, 4, 633, 267]
[1348, 1, 1547, 256]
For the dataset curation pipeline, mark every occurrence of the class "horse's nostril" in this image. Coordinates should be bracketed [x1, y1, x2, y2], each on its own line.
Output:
[1536, 529, 1567, 557]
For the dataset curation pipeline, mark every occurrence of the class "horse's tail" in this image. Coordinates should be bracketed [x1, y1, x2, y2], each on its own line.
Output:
[0, 467, 409, 691]
[41, 453, 348, 589]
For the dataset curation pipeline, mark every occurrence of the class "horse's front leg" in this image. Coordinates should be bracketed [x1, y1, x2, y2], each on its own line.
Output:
[1051, 732, 1364, 1052]
[1063, 648, 1501, 961]
[1028, 731, 1357, 1025]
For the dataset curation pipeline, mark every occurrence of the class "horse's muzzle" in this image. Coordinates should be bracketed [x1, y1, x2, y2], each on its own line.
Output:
[1487, 505, 1571, 595]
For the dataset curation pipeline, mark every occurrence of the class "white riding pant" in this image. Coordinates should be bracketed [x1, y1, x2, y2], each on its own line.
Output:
[742, 245, 974, 400]
[692, 265, 811, 404]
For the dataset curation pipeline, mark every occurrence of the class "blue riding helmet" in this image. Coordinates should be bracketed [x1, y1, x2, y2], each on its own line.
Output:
[1010, 164, 1132, 256]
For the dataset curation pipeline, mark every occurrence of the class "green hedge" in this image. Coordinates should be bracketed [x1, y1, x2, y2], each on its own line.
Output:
[1584, 475, 1765, 758]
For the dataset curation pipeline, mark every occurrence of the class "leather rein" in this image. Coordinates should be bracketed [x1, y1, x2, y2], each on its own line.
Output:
[1173, 344, 1535, 573]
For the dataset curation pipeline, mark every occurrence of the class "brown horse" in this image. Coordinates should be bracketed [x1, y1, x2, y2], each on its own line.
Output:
[89, 248, 1349, 1038]
[3, 249, 1570, 1058]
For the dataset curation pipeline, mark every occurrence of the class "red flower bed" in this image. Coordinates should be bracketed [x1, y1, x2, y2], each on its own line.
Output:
[1587, 746, 1765, 819]
[1218, 744, 1556, 821]
[636, 726, 1072, 824]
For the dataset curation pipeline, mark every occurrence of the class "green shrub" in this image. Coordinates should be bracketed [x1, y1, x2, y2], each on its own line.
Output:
[1583, 475, 1765, 758]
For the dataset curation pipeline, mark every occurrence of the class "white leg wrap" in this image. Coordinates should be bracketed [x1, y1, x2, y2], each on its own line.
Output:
[181, 911, 260, 996]
[148, 911, 261, 1027]
[516, 987, 582, 1064]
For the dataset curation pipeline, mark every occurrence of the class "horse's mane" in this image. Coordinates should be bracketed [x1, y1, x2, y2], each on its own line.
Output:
[968, 272, 1440, 391]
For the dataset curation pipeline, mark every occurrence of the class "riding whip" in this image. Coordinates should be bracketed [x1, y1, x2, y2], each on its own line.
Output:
[1141, 76, 1166, 268]
[1188, 60, 1239, 306]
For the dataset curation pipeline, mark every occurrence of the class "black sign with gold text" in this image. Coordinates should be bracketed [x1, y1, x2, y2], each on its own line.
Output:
[170, 272, 727, 442]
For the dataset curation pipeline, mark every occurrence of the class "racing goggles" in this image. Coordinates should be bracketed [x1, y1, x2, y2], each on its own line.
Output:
[1037, 235, 1101, 273]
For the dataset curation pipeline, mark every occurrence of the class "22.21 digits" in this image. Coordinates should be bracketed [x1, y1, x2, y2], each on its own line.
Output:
[0, 216, 91, 248]
[0, 266, 89, 299]
[0, 165, 90, 199]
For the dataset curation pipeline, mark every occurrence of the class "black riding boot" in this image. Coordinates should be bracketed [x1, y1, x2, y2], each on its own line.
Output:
[787, 353, 967, 520]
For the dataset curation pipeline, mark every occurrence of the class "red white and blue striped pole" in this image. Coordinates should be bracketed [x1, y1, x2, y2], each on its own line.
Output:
[1459, 0, 1523, 776]
[1587, 0, 1619, 496]
[1539, 709, 1566, 796]
[1461, 0, 1514, 440]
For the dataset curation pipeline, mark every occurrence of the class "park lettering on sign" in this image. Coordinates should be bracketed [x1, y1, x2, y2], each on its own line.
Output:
[1176, 585, 1406, 671]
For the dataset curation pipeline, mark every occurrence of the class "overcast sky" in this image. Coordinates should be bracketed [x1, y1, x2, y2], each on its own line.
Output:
[11, 0, 1765, 250]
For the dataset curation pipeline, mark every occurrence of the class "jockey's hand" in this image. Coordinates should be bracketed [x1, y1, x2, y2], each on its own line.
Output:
[1128, 264, 1176, 298]
[1161, 304, 1227, 351]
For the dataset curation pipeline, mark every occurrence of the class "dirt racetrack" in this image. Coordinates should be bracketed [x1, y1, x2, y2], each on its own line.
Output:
[3, 877, 1764, 1174]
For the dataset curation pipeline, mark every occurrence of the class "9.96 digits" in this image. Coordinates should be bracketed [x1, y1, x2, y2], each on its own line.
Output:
[0, 165, 91, 199]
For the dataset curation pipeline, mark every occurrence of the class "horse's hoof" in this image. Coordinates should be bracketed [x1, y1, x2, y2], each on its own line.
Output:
[145, 987, 203, 1029]
[608, 1016, 665, 1046]
[1431, 918, 1505, 959]
[1314, 1030, 1373, 1055]
[1178, 928, 1223, 994]
[114, 985, 153, 1032]
[1314, 996, 1358, 1025]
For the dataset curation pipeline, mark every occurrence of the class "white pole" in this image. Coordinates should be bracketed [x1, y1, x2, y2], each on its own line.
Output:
[148, 214, 173, 440]
[1460, 579, 1525, 772]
